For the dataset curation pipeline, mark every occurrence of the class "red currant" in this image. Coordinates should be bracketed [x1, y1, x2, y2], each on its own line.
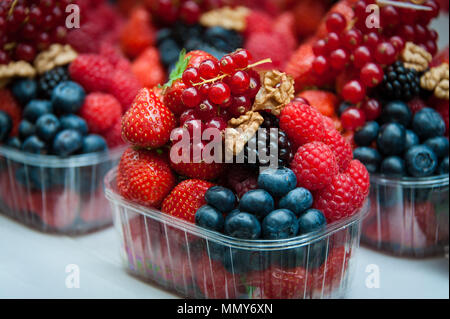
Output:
[246, 70, 261, 99]
[425, 40, 438, 55]
[414, 24, 428, 44]
[399, 8, 417, 25]
[183, 119, 204, 139]
[325, 32, 341, 52]
[374, 42, 397, 65]
[329, 49, 349, 70]
[171, 127, 187, 143]
[158, 0, 179, 23]
[360, 62, 384, 88]
[182, 87, 201, 108]
[398, 25, 415, 42]
[233, 49, 252, 69]
[205, 117, 227, 132]
[182, 67, 200, 86]
[326, 12, 347, 34]
[363, 32, 381, 52]
[199, 59, 220, 79]
[208, 82, 231, 105]
[230, 70, 250, 94]
[389, 36, 405, 53]
[219, 55, 236, 74]
[313, 39, 328, 56]
[381, 5, 399, 28]
[196, 100, 218, 122]
[230, 95, 251, 118]
[313, 55, 329, 74]
[342, 29, 362, 51]
[0, 50, 10, 65]
[361, 98, 382, 121]
[341, 107, 366, 131]
[15, 44, 36, 62]
[342, 80, 366, 104]
[352, 46, 372, 69]
[199, 83, 211, 99]
[180, 109, 196, 125]
[293, 97, 310, 105]
[180, 1, 201, 25]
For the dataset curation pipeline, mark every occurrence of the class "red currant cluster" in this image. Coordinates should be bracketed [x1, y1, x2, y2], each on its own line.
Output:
[340, 98, 382, 131]
[177, 49, 263, 139]
[0, 0, 76, 65]
[312, 0, 440, 104]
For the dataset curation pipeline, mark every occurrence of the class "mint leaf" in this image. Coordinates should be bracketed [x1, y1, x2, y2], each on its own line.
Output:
[163, 49, 190, 89]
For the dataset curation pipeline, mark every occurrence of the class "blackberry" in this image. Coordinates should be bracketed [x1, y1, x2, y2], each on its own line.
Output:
[38, 66, 70, 98]
[379, 61, 421, 101]
[260, 112, 280, 129]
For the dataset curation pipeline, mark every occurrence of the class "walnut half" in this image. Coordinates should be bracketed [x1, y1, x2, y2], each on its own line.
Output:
[0, 61, 36, 84]
[421, 63, 449, 100]
[34, 44, 78, 74]
[225, 111, 264, 156]
[199, 6, 250, 32]
[400, 42, 432, 72]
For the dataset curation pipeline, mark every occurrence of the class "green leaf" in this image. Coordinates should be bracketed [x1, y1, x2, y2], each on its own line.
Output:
[163, 49, 190, 89]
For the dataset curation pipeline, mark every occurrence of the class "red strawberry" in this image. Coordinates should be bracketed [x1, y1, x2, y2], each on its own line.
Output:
[298, 90, 338, 117]
[120, 7, 155, 58]
[186, 50, 218, 69]
[117, 148, 176, 209]
[0, 89, 21, 136]
[132, 47, 166, 89]
[69, 54, 114, 92]
[122, 88, 176, 148]
[163, 79, 187, 116]
[79, 93, 122, 134]
[292, 0, 327, 38]
[161, 179, 214, 223]
[104, 119, 126, 148]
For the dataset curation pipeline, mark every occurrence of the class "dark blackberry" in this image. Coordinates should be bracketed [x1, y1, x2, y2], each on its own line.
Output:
[38, 66, 70, 98]
[260, 112, 280, 128]
[379, 61, 421, 102]
[242, 128, 294, 168]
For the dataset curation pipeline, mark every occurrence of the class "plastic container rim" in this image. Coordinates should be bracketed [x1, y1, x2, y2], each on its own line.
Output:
[0, 145, 127, 168]
[370, 173, 449, 188]
[104, 167, 368, 251]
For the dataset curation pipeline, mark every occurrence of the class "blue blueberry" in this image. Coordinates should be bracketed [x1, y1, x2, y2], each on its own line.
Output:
[405, 129, 420, 151]
[381, 100, 412, 126]
[297, 209, 326, 234]
[203, 27, 243, 53]
[205, 186, 236, 213]
[23, 100, 52, 123]
[18, 120, 36, 141]
[156, 28, 173, 46]
[353, 147, 382, 173]
[405, 145, 438, 177]
[81, 134, 108, 154]
[438, 157, 449, 175]
[60, 115, 88, 135]
[354, 121, 379, 146]
[11, 79, 38, 106]
[377, 123, 406, 155]
[424, 136, 449, 159]
[0, 111, 12, 142]
[36, 114, 61, 142]
[380, 156, 406, 177]
[51, 81, 86, 114]
[21, 136, 47, 154]
[239, 189, 274, 219]
[224, 212, 261, 239]
[412, 107, 446, 141]
[279, 187, 313, 216]
[257, 167, 297, 197]
[262, 209, 299, 240]
[52, 129, 83, 156]
[5, 137, 21, 149]
[195, 205, 225, 232]
[158, 39, 181, 66]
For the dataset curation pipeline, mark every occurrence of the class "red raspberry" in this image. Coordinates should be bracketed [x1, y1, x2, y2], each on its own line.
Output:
[290, 142, 339, 191]
[99, 42, 132, 72]
[108, 69, 142, 112]
[344, 159, 370, 199]
[66, 22, 103, 54]
[322, 122, 353, 171]
[313, 173, 361, 223]
[69, 54, 114, 92]
[280, 102, 326, 148]
[227, 165, 259, 198]
[0, 89, 21, 136]
[408, 97, 427, 114]
[244, 10, 273, 36]
[79, 93, 122, 134]
[245, 32, 292, 70]
[103, 119, 126, 148]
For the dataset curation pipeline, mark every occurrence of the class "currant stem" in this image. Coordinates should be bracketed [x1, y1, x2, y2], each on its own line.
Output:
[8, 0, 19, 17]
[376, 0, 431, 11]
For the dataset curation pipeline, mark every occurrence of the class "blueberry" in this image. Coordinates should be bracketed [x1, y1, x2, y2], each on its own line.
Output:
[353, 147, 382, 173]
[29, 167, 53, 190]
[224, 212, 261, 239]
[21, 135, 47, 154]
[156, 28, 173, 46]
[380, 156, 406, 177]
[205, 186, 236, 213]
[60, 115, 88, 135]
[222, 249, 270, 274]
[52, 129, 83, 156]
[405, 129, 420, 151]
[354, 121, 379, 146]
[158, 39, 181, 66]
[424, 137, 449, 159]
[18, 120, 36, 141]
[381, 100, 412, 126]
[262, 209, 299, 240]
[23, 100, 52, 123]
[257, 167, 297, 197]
[5, 137, 21, 149]
[81, 134, 108, 154]
[438, 157, 449, 175]
[0, 111, 12, 142]
[51, 81, 86, 114]
[239, 189, 274, 219]
[377, 123, 406, 155]
[297, 209, 326, 234]
[405, 145, 438, 177]
[195, 205, 225, 232]
[272, 241, 327, 270]
[11, 79, 38, 105]
[203, 27, 243, 52]
[35, 114, 61, 142]
[279, 187, 313, 216]
[412, 108, 446, 141]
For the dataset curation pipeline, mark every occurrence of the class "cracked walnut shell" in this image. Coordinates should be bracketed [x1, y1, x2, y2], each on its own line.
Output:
[400, 42, 432, 72]
[253, 70, 295, 116]
[421, 63, 449, 100]
[199, 6, 250, 32]
[34, 44, 78, 74]
[225, 111, 264, 156]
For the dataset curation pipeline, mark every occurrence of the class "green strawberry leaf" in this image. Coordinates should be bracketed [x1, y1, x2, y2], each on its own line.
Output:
[163, 49, 190, 89]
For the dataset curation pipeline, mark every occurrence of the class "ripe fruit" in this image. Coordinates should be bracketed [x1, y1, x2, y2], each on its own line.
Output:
[79, 93, 122, 134]
[342, 80, 366, 104]
[341, 107, 366, 131]
[164, 79, 188, 116]
[120, 7, 155, 58]
[69, 54, 114, 92]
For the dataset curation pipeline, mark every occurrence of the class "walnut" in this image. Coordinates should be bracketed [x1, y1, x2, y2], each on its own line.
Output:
[225, 111, 264, 156]
[199, 6, 250, 32]
[252, 70, 295, 116]
[421, 63, 449, 100]
[400, 42, 432, 72]
[34, 44, 78, 74]
[0, 61, 36, 82]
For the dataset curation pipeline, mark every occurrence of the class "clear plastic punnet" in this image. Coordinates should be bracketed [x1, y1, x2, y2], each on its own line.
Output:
[0, 145, 126, 235]
[105, 168, 369, 299]
[361, 174, 449, 258]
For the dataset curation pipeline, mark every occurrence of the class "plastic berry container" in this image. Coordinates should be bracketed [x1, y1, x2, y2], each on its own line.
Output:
[0, 145, 126, 235]
[361, 174, 449, 258]
[105, 168, 369, 299]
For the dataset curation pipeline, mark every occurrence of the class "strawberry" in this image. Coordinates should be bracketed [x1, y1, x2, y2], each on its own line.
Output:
[0, 89, 21, 136]
[120, 7, 155, 58]
[131, 47, 166, 89]
[163, 79, 187, 116]
[298, 90, 339, 117]
[161, 179, 214, 223]
[122, 88, 176, 148]
[292, 0, 327, 38]
[117, 148, 176, 209]
[186, 50, 218, 69]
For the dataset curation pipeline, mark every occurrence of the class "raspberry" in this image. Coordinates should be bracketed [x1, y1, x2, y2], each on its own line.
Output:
[313, 173, 361, 223]
[244, 10, 273, 36]
[344, 159, 370, 198]
[322, 123, 353, 171]
[290, 142, 339, 191]
[104, 119, 125, 148]
[408, 97, 427, 114]
[69, 54, 114, 92]
[0, 89, 21, 136]
[79, 93, 122, 134]
[280, 102, 326, 148]
[66, 22, 103, 54]
[99, 42, 131, 71]
[108, 69, 142, 112]
[227, 166, 259, 198]
[245, 32, 291, 70]
[272, 12, 298, 53]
